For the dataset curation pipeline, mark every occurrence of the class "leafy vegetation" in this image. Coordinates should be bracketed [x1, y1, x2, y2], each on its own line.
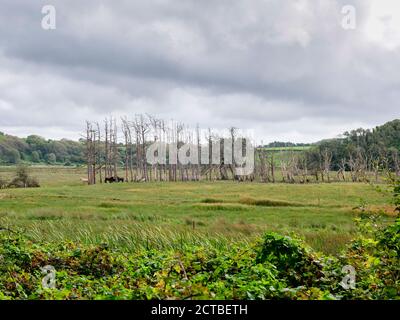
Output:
[0, 168, 398, 300]
[0, 166, 396, 254]
[0, 215, 398, 300]
[1, 119, 399, 169]
[0, 133, 85, 165]
[0, 165, 40, 189]
[306, 119, 400, 172]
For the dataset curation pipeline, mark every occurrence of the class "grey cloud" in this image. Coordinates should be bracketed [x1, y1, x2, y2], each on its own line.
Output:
[0, 0, 399, 142]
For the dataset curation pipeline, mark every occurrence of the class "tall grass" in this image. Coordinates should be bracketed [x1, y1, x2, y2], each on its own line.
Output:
[0, 167, 395, 255]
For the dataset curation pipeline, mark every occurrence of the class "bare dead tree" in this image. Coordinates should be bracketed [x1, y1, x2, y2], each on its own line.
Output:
[85, 121, 96, 185]
[196, 124, 201, 181]
[337, 158, 347, 182]
[84, 114, 396, 186]
[356, 148, 368, 182]
[104, 118, 110, 179]
[348, 153, 358, 182]
[280, 154, 288, 183]
[297, 154, 308, 184]
[207, 128, 213, 181]
[148, 114, 159, 182]
[257, 147, 269, 183]
[95, 122, 102, 184]
[121, 117, 131, 182]
[133, 115, 150, 181]
[371, 158, 381, 183]
[392, 149, 400, 176]
[269, 152, 275, 183]
[321, 148, 332, 183]
[111, 118, 119, 179]
[229, 127, 237, 180]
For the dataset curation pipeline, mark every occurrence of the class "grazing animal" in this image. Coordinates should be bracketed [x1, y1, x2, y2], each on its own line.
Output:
[105, 177, 116, 183]
[80, 177, 89, 184]
[105, 177, 124, 183]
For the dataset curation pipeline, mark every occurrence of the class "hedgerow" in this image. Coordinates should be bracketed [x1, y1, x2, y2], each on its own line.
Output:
[0, 216, 398, 300]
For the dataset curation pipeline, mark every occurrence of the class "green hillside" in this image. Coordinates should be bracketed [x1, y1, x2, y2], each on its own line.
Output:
[0, 132, 85, 165]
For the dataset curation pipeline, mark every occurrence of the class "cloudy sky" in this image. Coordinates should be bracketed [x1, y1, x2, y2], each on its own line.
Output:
[0, 0, 399, 143]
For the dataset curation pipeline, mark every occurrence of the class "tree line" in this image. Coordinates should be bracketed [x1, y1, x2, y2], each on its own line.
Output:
[84, 116, 255, 184]
[304, 119, 400, 182]
[0, 132, 85, 165]
[83, 116, 400, 184]
[1, 119, 399, 184]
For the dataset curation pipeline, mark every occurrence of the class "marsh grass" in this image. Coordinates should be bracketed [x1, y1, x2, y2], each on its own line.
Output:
[0, 166, 395, 254]
[192, 203, 250, 211]
[13, 218, 247, 252]
[238, 197, 303, 207]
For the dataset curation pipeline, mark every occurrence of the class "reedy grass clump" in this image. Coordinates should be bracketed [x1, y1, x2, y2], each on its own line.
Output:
[0, 216, 398, 300]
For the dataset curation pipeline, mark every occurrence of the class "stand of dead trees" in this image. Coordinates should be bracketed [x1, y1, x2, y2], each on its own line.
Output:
[84, 116, 254, 184]
[83, 115, 400, 185]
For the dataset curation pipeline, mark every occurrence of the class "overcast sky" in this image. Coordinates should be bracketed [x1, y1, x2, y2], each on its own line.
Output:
[0, 0, 399, 143]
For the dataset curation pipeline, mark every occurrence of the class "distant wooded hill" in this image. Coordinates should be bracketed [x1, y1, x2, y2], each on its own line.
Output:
[0, 119, 399, 168]
[0, 133, 85, 165]
[308, 119, 400, 172]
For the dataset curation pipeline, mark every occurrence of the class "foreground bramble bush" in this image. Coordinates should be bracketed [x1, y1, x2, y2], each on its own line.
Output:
[330, 218, 400, 299]
[0, 217, 398, 300]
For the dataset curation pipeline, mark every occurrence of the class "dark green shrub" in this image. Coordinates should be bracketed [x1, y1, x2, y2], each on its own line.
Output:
[0, 218, 398, 300]
[256, 233, 324, 287]
[325, 216, 400, 300]
[7, 165, 40, 188]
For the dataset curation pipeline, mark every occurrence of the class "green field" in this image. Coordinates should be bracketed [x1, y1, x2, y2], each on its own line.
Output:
[262, 146, 311, 151]
[0, 166, 395, 255]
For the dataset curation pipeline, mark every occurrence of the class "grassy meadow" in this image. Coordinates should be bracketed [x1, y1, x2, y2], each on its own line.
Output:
[0, 166, 395, 255]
